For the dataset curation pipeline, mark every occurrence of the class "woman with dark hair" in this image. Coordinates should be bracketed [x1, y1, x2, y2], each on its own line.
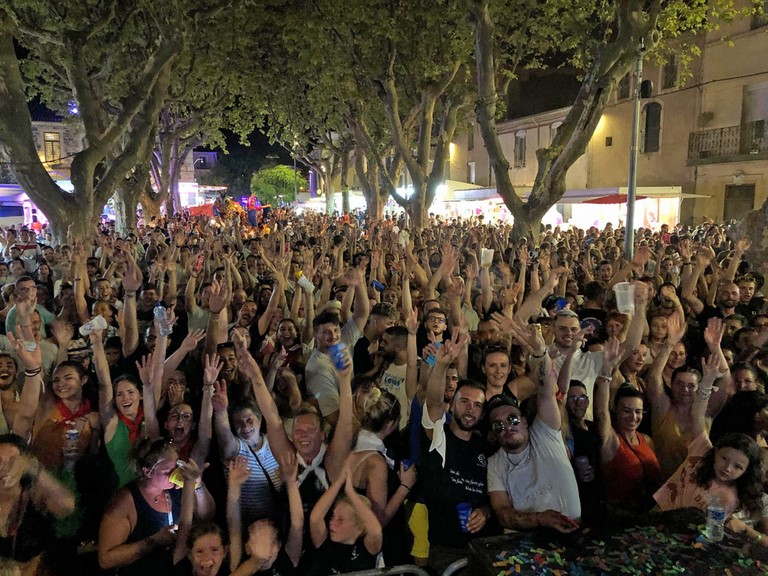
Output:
[595, 338, 664, 515]
[98, 438, 215, 576]
[655, 354, 764, 543]
[90, 327, 159, 487]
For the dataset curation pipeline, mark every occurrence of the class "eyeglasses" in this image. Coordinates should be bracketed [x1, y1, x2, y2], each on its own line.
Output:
[566, 394, 589, 403]
[168, 412, 194, 422]
[491, 414, 522, 433]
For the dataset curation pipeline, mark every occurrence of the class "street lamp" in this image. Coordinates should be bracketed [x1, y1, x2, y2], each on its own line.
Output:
[624, 40, 645, 260]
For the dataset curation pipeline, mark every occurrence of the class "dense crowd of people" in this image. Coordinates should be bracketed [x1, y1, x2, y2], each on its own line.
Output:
[0, 210, 766, 576]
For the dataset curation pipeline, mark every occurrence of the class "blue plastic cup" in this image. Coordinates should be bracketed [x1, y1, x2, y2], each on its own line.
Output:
[456, 502, 472, 533]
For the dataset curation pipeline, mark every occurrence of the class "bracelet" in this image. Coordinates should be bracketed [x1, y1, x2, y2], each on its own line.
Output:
[399, 483, 411, 492]
[25, 367, 42, 377]
[531, 351, 547, 358]
[755, 532, 763, 543]
[73, 278, 82, 281]
[124, 290, 137, 297]
[596, 374, 612, 381]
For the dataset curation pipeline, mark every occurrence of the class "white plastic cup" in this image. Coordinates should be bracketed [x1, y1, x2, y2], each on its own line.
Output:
[79, 315, 108, 336]
[480, 248, 494, 267]
[296, 275, 315, 293]
[613, 282, 636, 314]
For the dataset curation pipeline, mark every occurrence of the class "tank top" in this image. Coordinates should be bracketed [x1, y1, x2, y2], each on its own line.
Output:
[106, 419, 142, 487]
[120, 483, 182, 576]
[602, 431, 663, 514]
[31, 404, 95, 469]
[652, 410, 693, 479]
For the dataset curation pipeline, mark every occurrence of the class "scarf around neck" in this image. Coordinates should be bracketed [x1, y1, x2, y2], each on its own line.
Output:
[118, 406, 144, 444]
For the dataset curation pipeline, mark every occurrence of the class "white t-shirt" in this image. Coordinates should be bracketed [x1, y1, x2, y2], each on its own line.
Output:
[488, 418, 581, 520]
[379, 362, 409, 430]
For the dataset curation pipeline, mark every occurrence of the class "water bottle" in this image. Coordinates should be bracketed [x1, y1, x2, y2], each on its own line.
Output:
[153, 304, 173, 337]
[63, 427, 79, 471]
[706, 496, 725, 542]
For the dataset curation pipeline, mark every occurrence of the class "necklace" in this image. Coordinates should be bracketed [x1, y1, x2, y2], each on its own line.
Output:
[506, 444, 532, 471]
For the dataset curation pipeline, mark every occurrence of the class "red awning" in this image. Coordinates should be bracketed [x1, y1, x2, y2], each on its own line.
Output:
[583, 193, 646, 204]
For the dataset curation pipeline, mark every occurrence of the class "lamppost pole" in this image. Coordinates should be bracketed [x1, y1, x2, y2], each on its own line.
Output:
[625, 39, 645, 260]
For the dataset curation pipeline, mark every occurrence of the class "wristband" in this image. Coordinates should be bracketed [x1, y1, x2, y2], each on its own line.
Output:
[531, 351, 546, 358]
[124, 290, 137, 297]
[399, 483, 411, 492]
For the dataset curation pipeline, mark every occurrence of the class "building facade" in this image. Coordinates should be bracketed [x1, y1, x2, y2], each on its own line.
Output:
[453, 2, 768, 226]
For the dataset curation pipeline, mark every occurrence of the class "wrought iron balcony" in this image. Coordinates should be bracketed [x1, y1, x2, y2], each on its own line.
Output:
[687, 120, 768, 164]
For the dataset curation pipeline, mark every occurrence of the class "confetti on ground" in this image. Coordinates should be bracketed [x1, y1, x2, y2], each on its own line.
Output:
[485, 519, 766, 575]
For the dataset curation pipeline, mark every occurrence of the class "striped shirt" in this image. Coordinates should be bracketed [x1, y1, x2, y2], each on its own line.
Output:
[228, 437, 283, 528]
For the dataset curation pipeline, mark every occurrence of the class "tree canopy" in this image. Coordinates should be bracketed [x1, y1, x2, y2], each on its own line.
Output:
[250, 164, 307, 207]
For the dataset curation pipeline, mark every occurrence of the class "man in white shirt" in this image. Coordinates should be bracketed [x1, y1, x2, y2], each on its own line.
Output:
[488, 322, 581, 532]
[378, 325, 417, 430]
[549, 284, 647, 419]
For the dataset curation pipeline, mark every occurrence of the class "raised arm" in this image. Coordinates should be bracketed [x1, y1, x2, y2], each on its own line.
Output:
[7, 324, 44, 440]
[203, 277, 230, 357]
[702, 317, 732, 417]
[692, 353, 722, 438]
[90, 329, 117, 430]
[120, 254, 142, 357]
[325, 345, 354, 483]
[211, 380, 239, 460]
[618, 282, 648, 358]
[309, 460, 347, 548]
[424, 329, 466, 428]
[510, 319, 560, 429]
[135, 354, 160, 440]
[647, 312, 686, 415]
[226, 456, 251, 572]
[347, 267, 370, 335]
[343, 466, 383, 555]
[279, 450, 304, 567]
[514, 270, 561, 323]
[231, 334, 294, 466]
[162, 329, 206, 383]
[595, 337, 622, 462]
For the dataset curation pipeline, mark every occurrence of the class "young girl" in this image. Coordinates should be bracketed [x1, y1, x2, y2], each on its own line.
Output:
[227, 453, 303, 576]
[654, 354, 763, 527]
[308, 463, 382, 576]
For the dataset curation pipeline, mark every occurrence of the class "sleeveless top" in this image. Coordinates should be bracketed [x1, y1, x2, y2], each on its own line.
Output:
[106, 419, 143, 487]
[602, 431, 664, 514]
[31, 404, 96, 469]
[121, 483, 182, 576]
[652, 410, 693, 479]
[310, 537, 377, 576]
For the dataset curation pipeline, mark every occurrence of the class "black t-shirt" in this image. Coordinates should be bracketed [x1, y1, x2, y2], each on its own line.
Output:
[419, 422, 498, 548]
[254, 550, 295, 576]
[172, 557, 230, 576]
[309, 538, 377, 576]
[353, 335, 374, 376]
[569, 420, 606, 526]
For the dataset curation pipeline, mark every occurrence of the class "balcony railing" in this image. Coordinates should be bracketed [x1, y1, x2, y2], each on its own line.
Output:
[688, 120, 768, 164]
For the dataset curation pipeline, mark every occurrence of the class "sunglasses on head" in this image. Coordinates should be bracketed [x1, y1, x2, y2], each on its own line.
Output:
[491, 414, 521, 433]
